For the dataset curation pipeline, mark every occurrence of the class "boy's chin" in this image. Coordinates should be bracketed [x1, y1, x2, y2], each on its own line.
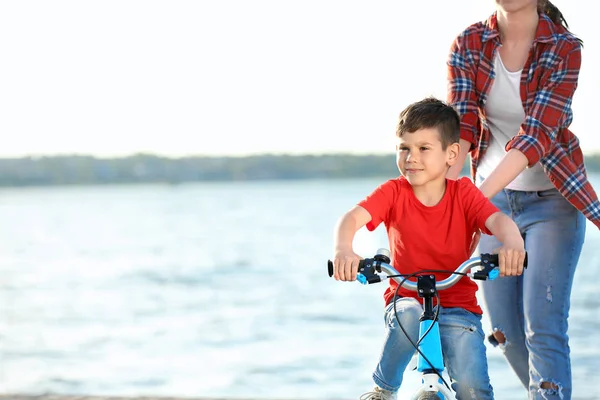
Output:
[404, 174, 446, 187]
[404, 175, 423, 185]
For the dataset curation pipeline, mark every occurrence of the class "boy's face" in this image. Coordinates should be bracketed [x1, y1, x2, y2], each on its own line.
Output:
[395, 127, 458, 187]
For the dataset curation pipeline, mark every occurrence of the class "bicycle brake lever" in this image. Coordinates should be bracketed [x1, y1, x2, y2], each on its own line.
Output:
[472, 252, 529, 280]
[357, 273, 367, 284]
[357, 258, 384, 284]
[472, 254, 499, 280]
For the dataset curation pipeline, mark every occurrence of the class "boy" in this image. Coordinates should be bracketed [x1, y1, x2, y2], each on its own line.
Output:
[332, 97, 526, 400]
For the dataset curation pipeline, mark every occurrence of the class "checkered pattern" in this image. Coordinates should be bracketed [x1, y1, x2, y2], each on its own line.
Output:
[448, 13, 600, 229]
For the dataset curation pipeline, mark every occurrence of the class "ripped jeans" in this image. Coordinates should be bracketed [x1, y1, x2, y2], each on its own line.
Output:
[372, 297, 494, 399]
[479, 188, 585, 399]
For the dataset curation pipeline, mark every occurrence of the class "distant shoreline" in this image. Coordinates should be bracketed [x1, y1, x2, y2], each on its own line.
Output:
[1, 153, 599, 187]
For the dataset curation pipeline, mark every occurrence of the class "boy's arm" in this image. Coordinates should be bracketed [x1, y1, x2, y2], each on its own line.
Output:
[333, 205, 372, 282]
[484, 212, 526, 277]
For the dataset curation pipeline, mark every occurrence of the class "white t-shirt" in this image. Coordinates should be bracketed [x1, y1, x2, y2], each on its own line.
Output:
[476, 53, 554, 191]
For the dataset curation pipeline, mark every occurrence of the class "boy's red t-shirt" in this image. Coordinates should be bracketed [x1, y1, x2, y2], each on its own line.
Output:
[358, 177, 499, 314]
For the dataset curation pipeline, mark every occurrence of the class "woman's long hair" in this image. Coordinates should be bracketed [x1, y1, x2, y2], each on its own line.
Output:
[538, 0, 583, 44]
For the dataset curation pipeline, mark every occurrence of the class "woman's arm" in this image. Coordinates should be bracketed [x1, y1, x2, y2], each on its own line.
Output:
[478, 149, 529, 198]
[447, 35, 480, 174]
[505, 44, 581, 167]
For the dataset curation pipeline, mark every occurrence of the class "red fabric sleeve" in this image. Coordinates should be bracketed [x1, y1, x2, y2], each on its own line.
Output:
[506, 43, 582, 166]
[447, 31, 481, 152]
[357, 179, 401, 231]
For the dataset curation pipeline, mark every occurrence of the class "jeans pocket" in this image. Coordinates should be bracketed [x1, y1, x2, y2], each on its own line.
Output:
[536, 188, 561, 198]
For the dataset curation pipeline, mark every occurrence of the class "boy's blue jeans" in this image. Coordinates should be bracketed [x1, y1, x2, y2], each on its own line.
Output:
[479, 188, 585, 399]
[372, 297, 494, 399]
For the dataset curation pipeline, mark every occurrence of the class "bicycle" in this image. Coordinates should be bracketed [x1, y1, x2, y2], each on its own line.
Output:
[327, 248, 527, 400]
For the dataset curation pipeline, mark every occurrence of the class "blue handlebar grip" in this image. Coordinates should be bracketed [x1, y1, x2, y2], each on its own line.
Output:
[488, 268, 500, 280]
[357, 273, 367, 285]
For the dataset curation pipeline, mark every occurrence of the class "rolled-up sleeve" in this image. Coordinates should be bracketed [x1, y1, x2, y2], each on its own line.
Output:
[506, 43, 581, 166]
[447, 35, 480, 152]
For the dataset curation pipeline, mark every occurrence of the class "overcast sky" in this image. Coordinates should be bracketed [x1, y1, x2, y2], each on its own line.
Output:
[1, 0, 597, 157]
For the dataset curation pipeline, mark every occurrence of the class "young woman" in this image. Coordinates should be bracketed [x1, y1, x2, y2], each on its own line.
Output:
[446, 1, 600, 398]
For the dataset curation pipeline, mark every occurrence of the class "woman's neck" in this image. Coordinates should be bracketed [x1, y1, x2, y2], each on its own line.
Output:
[497, 7, 539, 44]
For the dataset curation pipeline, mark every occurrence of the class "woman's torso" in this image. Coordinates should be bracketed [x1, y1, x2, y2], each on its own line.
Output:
[477, 53, 554, 191]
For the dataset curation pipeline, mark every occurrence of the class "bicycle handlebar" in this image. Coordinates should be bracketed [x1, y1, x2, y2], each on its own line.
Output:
[327, 248, 528, 291]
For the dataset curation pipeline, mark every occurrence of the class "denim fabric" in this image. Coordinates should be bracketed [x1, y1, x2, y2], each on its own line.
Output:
[479, 188, 585, 400]
[372, 297, 494, 399]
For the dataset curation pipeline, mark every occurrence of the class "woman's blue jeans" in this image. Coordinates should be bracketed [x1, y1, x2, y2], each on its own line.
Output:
[479, 188, 586, 399]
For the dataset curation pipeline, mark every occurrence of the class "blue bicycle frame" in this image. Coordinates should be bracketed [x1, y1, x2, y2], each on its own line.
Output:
[412, 274, 453, 399]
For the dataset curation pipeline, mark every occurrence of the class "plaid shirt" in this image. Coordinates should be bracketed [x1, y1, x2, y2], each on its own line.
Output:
[448, 13, 600, 229]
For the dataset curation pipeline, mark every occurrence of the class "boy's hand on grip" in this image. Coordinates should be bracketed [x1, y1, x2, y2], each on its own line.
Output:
[496, 241, 526, 277]
[333, 250, 362, 281]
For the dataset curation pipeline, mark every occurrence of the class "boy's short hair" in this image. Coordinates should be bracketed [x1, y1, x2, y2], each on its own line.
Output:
[396, 97, 460, 149]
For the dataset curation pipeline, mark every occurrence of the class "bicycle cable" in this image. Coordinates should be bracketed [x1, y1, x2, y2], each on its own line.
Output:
[389, 269, 469, 392]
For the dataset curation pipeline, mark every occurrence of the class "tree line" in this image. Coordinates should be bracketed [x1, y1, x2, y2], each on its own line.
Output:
[1, 153, 599, 187]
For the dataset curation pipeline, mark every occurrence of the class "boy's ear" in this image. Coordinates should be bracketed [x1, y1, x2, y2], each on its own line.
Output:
[446, 142, 460, 166]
